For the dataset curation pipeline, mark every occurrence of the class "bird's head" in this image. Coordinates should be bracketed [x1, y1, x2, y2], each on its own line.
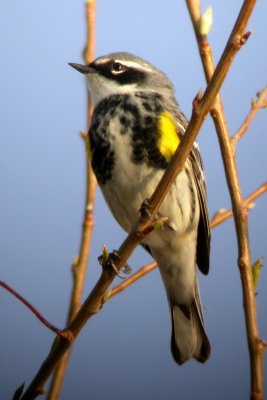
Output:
[69, 52, 174, 106]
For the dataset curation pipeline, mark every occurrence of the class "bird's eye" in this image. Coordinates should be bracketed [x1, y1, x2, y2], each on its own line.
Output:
[111, 61, 127, 74]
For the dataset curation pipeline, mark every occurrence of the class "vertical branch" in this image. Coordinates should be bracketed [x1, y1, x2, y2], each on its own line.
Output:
[69, 0, 97, 328]
[185, 1, 265, 399]
[46, 1, 97, 399]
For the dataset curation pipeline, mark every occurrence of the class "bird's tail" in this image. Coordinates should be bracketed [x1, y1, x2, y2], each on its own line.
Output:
[170, 282, 210, 365]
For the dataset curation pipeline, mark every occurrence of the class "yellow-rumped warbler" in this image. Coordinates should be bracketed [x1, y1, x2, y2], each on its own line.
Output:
[69, 52, 211, 364]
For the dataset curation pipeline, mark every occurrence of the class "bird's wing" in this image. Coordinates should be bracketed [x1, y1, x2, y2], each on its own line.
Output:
[189, 143, 211, 275]
[172, 107, 211, 274]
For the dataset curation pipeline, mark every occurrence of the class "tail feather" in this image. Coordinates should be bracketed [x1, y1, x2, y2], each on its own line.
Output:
[170, 283, 210, 365]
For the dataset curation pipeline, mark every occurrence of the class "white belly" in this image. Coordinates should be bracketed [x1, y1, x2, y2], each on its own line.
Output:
[100, 129, 199, 239]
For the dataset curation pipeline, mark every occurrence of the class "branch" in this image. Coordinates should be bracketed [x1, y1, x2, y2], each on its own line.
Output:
[232, 86, 267, 147]
[109, 182, 267, 299]
[185, 1, 265, 399]
[47, 1, 97, 399]
[19, 2, 256, 398]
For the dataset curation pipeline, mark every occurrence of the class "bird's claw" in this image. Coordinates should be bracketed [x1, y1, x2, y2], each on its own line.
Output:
[98, 247, 132, 279]
[139, 199, 153, 220]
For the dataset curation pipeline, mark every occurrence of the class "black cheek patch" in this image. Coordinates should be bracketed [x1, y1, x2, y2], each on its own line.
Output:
[115, 69, 146, 85]
[92, 60, 147, 85]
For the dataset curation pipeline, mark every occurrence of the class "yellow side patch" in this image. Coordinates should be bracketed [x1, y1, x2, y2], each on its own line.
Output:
[157, 111, 180, 160]
[86, 135, 92, 161]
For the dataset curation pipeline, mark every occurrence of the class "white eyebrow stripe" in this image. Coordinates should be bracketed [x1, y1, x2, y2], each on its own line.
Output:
[95, 57, 153, 72]
[116, 59, 154, 72]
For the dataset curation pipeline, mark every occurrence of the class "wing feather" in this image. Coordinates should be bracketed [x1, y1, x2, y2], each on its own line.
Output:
[189, 144, 211, 275]
[171, 107, 211, 274]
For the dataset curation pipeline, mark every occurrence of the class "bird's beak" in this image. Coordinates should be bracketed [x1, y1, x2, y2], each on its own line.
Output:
[68, 63, 94, 74]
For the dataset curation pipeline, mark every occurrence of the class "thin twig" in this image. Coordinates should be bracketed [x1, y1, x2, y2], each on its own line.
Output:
[109, 182, 267, 299]
[109, 262, 157, 299]
[211, 182, 267, 228]
[46, 1, 97, 399]
[19, 4, 256, 397]
[0, 281, 64, 338]
[232, 86, 267, 147]
[185, 1, 265, 399]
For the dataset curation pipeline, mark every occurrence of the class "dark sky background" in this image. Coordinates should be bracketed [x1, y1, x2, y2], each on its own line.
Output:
[0, 1, 266, 399]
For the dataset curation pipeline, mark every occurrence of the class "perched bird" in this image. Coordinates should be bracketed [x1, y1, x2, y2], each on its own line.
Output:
[69, 52, 211, 364]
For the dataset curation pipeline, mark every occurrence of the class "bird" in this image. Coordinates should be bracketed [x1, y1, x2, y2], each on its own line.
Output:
[69, 52, 211, 365]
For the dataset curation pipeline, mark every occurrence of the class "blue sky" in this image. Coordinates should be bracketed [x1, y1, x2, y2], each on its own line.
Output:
[0, 1, 266, 399]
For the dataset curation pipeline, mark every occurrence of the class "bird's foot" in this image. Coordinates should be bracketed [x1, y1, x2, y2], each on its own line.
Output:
[139, 199, 153, 220]
[98, 246, 132, 279]
[139, 199, 168, 233]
